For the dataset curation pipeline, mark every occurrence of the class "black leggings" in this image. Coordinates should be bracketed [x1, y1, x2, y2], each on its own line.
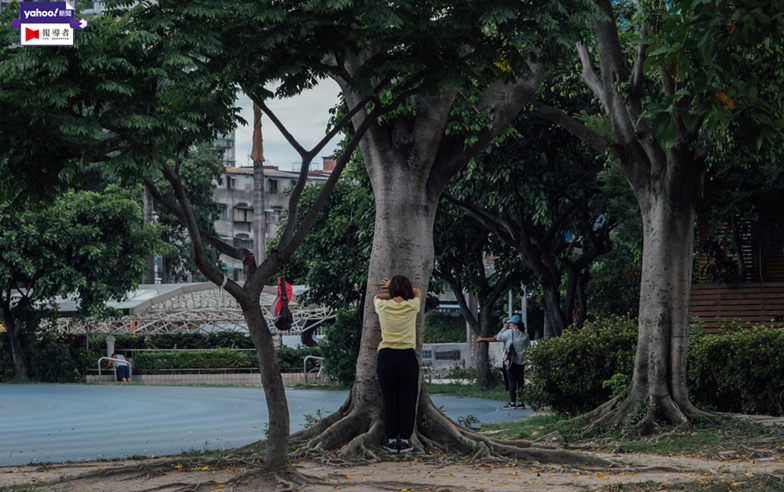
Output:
[507, 363, 525, 403]
[377, 348, 419, 440]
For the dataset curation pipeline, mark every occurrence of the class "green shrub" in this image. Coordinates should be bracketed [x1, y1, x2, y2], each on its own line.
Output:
[423, 314, 464, 343]
[30, 334, 82, 383]
[524, 318, 784, 417]
[133, 348, 257, 373]
[523, 316, 637, 415]
[131, 345, 319, 374]
[277, 345, 321, 373]
[688, 323, 784, 416]
[103, 332, 255, 351]
[320, 308, 362, 386]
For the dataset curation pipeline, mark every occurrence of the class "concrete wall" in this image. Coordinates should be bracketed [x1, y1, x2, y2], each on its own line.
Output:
[86, 372, 305, 386]
[421, 341, 504, 377]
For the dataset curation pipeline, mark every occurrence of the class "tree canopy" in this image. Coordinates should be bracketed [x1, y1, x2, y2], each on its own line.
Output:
[0, 187, 163, 380]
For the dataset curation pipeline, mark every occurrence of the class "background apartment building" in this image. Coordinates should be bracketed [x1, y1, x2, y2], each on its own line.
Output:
[213, 157, 336, 279]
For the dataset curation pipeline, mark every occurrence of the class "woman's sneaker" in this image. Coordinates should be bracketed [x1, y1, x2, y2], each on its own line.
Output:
[503, 402, 516, 409]
[516, 402, 526, 409]
[382, 438, 399, 454]
[398, 439, 414, 454]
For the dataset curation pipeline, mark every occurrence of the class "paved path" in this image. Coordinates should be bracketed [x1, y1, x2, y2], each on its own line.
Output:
[0, 384, 530, 466]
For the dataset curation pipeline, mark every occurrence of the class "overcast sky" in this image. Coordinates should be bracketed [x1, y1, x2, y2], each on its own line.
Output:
[233, 80, 342, 171]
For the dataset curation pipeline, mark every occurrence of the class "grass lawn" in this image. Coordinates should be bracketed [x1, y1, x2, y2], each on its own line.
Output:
[426, 382, 509, 401]
[481, 413, 784, 461]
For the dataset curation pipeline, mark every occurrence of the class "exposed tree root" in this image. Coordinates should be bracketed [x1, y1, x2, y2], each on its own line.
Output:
[580, 392, 724, 437]
[414, 398, 612, 466]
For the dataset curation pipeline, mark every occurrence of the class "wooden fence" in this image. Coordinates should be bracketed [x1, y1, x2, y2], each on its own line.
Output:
[689, 282, 784, 332]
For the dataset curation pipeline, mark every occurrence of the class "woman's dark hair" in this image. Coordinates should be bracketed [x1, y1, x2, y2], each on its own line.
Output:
[388, 275, 415, 300]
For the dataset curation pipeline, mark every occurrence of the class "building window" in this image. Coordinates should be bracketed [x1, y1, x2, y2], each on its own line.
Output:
[218, 205, 228, 220]
[233, 207, 253, 222]
[234, 222, 251, 233]
[422, 350, 433, 360]
[233, 236, 253, 250]
[226, 177, 235, 189]
[435, 350, 461, 361]
[268, 179, 278, 194]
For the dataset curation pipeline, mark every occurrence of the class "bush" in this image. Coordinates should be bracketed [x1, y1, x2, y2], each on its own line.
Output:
[30, 334, 82, 383]
[320, 308, 362, 386]
[423, 314, 464, 343]
[688, 323, 784, 416]
[0, 331, 104, 383]
[524, 317, 637, 415]
[103, 332, 255, 351]
[277, 345, 321, 373]
[133, 348, 258, 374]
[131, 345, 320, 374]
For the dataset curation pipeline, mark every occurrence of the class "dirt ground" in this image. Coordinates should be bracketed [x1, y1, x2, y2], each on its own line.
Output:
[2, 449, 784, 492]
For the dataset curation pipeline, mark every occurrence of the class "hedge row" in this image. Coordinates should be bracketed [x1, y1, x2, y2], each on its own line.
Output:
[524, 317, 784, 416]
[688, 323, 784, 416]
[97, 332, 256, 351]
[131, 346, 321, 374]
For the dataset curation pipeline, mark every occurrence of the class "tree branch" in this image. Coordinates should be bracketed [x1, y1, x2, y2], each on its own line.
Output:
[247, 105, 384, 295]
[443, 194, 516, 246]
[658, 65, 675, 97]
[156, 160, 245, 301]
[531, 101, 612, 155]
[577, 41, 608, 113]
[251, 98, 308, 157]
[142, 176, 248, 262]
[629, 25, 651, 120]
[430, 64, 549, 194]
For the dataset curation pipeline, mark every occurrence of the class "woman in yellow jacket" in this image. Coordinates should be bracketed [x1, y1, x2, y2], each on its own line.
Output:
[374, 275, 422, 454]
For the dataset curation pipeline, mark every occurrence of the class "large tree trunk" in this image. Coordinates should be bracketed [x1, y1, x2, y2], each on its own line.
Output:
[242, 299, 290, 471]
[585, 148, 713, 431]
[290, 162, 438, 455]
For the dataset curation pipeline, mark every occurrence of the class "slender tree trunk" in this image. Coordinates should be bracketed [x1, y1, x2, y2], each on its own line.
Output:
[6, 318, 29, 381]
[143, 183, 156, 284]
[475, 309, 494, 389]
[253, 161, 266, 265]
[540, 281, 566, 337]
[575, 271, 589, 328]
[564, 268, 580, 327]
[243, 299, 290, 471]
